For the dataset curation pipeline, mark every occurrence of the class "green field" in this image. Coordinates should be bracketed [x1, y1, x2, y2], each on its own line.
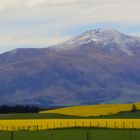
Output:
[0, 113, 81, 120]
[0, 128, 140, 140]
[0, 111, 140, 120]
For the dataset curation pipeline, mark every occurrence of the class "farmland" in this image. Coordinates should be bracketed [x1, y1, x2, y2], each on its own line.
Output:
[0, 103, 140, 131]
[0, 103, 140, 140]
[0, 119, 140, 131]
[0, 110, 140, 120]
[40, 103, 140, 116]
[0, 128, 140, 140]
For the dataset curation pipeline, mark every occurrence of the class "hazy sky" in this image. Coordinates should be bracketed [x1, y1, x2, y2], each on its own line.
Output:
[0, 0, 140, 53]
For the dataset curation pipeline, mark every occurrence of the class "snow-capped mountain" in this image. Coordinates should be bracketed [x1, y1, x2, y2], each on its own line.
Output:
[54, 29, 140, 56]
[0, 29, 140, 106]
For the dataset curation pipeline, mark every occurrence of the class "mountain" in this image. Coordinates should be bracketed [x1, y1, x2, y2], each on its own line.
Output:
[0, 29, 140, 107]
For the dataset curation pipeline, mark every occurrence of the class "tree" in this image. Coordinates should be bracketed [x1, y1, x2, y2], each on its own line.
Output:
[0, 105, 39, 114]
[131, 104, 137, 112]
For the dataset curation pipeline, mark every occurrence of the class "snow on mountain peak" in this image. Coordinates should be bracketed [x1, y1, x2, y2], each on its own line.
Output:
[53, 29, 140, 56]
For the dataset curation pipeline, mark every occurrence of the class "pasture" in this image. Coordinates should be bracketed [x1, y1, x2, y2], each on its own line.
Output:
[0, 128, 140, 140]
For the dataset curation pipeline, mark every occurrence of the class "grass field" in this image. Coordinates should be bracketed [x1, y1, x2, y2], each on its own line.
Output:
[40, 103, 140, 116]
[0, 111, 140, 120]
[0, 128, 140, 140]
[0, 113, 83, 120]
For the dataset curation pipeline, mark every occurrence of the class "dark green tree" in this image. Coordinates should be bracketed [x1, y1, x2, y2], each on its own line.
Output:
[131, 104, 137, 112]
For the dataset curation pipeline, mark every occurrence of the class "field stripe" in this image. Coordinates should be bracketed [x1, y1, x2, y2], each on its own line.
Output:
[0, 119, 140, 131]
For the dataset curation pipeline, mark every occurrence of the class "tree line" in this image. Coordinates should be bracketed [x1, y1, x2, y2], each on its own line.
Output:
[0, 105, 39, 114]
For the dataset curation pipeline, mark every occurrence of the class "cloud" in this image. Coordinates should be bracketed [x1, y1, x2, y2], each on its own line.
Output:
[1, 0, 140, 23]
[0, 0, 140, 53]
[27, 0, 78, 6]
[0, 33, 72, 53]
[0, 0, 18, 10]
[129, 32, 140, 37]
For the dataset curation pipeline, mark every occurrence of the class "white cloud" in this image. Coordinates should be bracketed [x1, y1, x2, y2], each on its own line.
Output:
[129, 32, 140, 37]
[1, 0, 140, 23]
[27, 0, 78, 6]
[0, 34, 72, 53]
[0, 0, 18, 10]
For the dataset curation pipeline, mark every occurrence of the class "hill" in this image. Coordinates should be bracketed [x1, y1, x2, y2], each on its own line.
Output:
[41, 103, 140, 116]
[0, 103, 140, 119]
[0, 29, 140, 106]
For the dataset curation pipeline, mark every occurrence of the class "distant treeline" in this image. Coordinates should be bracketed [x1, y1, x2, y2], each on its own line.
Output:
[0, 105, 39, 114]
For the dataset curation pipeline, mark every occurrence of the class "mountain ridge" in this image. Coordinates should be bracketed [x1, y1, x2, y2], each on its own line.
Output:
[52, 29, 140, 56]
[0, 29, 140, 107]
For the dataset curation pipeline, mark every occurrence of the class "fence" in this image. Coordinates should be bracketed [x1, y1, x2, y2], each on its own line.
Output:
[0, 119, 140, 131]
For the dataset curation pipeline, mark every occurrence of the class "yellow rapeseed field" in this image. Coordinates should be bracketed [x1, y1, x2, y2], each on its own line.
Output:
[40, 103, 140, 116]
[0, 119, 140, 131]
[0, 103, 140, 131]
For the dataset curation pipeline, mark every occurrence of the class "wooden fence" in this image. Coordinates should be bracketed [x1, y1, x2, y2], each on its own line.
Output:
[0, 120, 139, 131]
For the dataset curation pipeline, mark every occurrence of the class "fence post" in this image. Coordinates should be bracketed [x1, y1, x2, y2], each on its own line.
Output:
[86, 132, 91, 140]
[132, 122, 134, 129]
[36, 125, 38, 131]
[75, 121, 76, 127]
[106, 122, 108, 128]
[90, 122, 91, 128]
[11, 132, 14, 140]
[47, 124, 49, 130]
[67, 122, 69, 128]
[98, 122, 99, 128]
[129, 130, 132, 140]
[82, 122, 84, 127]
[114, 122, 116, 128]
[50, 133, 53, 140]
[60, 123, 62, 129]
[123, 121, 125, 129]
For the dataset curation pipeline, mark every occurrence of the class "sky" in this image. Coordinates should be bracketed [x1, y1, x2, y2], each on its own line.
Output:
[0, 0, 140, 53]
